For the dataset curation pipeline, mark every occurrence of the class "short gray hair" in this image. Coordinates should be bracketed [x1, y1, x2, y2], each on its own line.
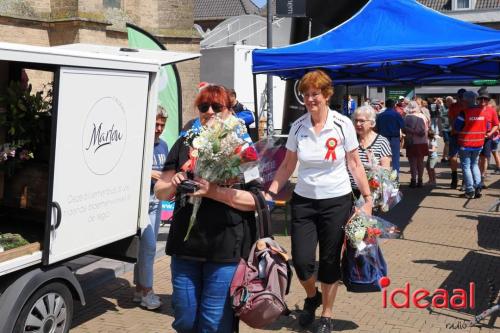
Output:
[406, 101, 420, 114]
[352, 105, 376, 125]
[157, 105, 168, 119]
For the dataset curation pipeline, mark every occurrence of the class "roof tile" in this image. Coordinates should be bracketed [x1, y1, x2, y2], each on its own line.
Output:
[195, 0, 260, 19]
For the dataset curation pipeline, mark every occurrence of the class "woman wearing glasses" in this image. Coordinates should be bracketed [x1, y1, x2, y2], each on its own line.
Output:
[154, 85, 259, 332]
[265, 70, 372, 333]
[350, 105, 392, 197]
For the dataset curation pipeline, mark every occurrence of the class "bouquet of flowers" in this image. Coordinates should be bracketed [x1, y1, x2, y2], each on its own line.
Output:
[344, 211, 399, 257]
[358, 149, 402, 212]
[183, 115, 259, 240]
[0, 142, 34, 175]
[1, 143, 33, 162]
[365, 167, 402, 212]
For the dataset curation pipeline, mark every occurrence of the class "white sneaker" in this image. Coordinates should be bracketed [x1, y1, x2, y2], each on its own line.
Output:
[134, 290, 160, 303]
[140, 290, 162, 310]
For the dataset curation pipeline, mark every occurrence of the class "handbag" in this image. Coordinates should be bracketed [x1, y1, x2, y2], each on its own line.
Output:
[342, 214, 388, 293]
[342, 242, 387, 292]
[230, 191, 292, 329]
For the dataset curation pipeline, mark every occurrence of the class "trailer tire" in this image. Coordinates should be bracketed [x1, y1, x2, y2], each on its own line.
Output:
[13, 281, 73, 333]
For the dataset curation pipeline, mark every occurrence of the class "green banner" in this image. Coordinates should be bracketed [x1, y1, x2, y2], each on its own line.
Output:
[127, 24, 181, 148]
[472, 79, 500, 86]
[385, 86, 414, 101]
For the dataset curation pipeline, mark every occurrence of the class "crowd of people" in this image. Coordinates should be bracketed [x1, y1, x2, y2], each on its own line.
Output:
[131, 69, 499, 332]
[371, 87, 499, 198]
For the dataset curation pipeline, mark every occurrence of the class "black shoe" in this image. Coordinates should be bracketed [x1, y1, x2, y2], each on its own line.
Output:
[299, 289, 322, 327]
[417, 179, 423, 188]
[409, 179, 417, 188]
[475, 187, 482, 199]
[464, 191, 475, 199]
[313, 317, 332, 333]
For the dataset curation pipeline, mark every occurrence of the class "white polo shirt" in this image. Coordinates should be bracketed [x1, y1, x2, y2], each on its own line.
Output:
[286, 109, 358, 199]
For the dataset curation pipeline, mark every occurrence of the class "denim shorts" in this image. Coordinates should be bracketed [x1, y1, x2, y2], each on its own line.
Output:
[480, 139, 493, 158]
[427, 156, 439, 169]
[492, 139, 499, 152]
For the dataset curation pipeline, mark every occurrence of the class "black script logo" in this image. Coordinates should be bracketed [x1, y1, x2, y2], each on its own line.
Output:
[445, 320, 470, 330]
[82, 97, 127, 175]
[85, 123, 123, 153]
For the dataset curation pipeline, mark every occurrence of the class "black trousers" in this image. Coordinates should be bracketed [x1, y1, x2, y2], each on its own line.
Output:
[290, 192, 353, 284]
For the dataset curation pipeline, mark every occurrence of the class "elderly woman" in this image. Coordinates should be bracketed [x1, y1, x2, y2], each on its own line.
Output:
[154, 85, 258, 332]
[350, 105, 392, 197]
[404, 101, 429, 187]
[265, 70, 372, 333]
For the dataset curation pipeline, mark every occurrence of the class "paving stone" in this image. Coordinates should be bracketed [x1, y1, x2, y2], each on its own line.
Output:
[70, 159, 500, 332]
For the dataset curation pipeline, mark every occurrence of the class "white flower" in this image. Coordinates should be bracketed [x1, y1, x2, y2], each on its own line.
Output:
[354, 228, 366, 242]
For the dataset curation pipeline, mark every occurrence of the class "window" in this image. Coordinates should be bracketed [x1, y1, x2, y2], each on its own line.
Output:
[103, 0, 121, 9]
[453, 0, 475, 10]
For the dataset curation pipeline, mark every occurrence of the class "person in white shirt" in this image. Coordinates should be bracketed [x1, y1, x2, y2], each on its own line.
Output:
[264, 70, 372, 333]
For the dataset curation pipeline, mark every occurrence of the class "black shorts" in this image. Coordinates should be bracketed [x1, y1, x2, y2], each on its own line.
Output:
[290, 192, 353, 284]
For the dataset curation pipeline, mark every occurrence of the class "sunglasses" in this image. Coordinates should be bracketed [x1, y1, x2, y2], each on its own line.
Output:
[197, 103, 225, 113]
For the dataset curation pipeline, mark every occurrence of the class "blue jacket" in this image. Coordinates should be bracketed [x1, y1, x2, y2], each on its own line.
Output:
[376, 108, 404, 138]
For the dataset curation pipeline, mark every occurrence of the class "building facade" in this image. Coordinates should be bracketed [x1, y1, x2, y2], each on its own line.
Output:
[0, 0, 201, 121]
[194, 0, 260, 33]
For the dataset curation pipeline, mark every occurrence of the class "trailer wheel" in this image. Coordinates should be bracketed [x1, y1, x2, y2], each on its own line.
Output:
[13, 282, 73, 333]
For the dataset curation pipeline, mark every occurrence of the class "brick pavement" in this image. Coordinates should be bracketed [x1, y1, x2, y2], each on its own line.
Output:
[71, 159, 500, 333]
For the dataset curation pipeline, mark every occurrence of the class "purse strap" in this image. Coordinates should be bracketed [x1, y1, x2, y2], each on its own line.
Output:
[250, 190, 272, 239]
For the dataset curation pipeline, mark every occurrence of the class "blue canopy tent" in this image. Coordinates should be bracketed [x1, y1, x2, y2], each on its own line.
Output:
[252, 0, 500, 86]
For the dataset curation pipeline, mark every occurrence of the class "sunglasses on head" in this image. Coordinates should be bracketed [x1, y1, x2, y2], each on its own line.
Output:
[197, 103, 224, 113]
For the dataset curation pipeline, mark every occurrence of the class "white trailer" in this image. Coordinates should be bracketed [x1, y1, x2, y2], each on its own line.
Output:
[200, 45, 287, 132]
[0, 42, 198, 333]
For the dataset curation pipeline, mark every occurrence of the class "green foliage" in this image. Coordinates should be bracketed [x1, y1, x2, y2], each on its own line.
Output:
[0, 81, 52, 152]
[0, 233, 29, 251]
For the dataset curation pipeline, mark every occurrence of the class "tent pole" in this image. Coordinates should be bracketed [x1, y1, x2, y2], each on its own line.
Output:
[253, 74, 259, 141]
[266, 0, 274, 137]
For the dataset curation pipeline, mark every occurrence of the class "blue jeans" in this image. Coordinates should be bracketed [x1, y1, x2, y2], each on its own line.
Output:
[430, 117, 440, 134]
[459, 149, 481, 193]
[134, 194, 161, 289]
[388, 137, 401, 174]
[171, 257, 237, 333]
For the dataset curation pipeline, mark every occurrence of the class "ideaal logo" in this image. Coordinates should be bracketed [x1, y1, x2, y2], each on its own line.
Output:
[380, 277, 475, 309]
[83, 97, 127, 175]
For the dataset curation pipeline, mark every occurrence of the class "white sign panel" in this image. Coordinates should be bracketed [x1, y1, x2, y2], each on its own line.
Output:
[49, 67, 150, 264]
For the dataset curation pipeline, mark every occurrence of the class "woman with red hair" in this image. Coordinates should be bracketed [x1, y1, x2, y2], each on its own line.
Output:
[155, 85, 259, 332]
[266, 70, 372, 333]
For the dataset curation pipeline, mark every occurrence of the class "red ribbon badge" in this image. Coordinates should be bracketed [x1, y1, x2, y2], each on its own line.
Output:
[324, 137, 338, 161]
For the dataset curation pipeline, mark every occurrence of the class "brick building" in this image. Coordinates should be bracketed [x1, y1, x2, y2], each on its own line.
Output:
[0, 0, 201, 121]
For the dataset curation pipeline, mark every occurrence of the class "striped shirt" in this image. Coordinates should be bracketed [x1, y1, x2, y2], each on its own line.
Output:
[350, 134, 392, 189]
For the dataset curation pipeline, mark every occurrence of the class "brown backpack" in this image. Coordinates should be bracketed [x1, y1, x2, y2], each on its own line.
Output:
[229, 191, 292, 329]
